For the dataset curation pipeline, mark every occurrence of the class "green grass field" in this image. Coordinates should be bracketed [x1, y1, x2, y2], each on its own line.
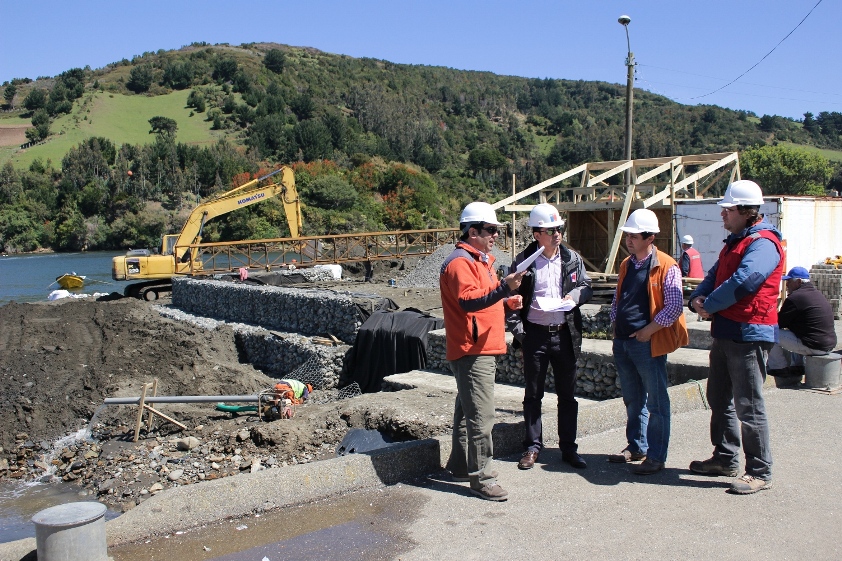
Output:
[0, 90, 224, 169]
[778, 141, 842, 163]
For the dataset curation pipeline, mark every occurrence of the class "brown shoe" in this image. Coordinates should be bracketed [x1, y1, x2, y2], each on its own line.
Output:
[517, 450, 539, 470]
[470, 483, 508, 501]
[608, 448, 646, 463]
[633, 458, 664, 475]
[729, 474, 772, 495]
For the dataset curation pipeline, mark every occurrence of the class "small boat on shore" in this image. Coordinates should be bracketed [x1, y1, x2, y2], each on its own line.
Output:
[55, 273, 86, 290]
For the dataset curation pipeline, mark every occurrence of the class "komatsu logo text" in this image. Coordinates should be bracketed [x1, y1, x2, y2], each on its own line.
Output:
[237, 192, 265, 205]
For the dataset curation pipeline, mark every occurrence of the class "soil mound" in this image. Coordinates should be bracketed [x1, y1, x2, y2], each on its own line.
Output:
[0, 298, 274, 455]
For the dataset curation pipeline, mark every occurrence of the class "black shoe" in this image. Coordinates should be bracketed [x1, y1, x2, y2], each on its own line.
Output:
[561, 450, 587, 469]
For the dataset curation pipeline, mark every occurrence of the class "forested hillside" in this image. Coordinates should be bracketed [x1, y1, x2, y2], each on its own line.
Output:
[1, 41, 840, 253]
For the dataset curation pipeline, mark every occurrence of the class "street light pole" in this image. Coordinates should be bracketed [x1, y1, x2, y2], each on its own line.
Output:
[619, 15, 634, 174]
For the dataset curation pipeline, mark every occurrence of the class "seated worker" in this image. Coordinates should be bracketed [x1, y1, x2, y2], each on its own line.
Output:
[767, 266, 837, 376]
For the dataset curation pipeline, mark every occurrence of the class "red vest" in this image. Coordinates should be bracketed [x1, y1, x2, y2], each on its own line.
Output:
[683, 247, 705, 279]
[713, 230, 783, 325]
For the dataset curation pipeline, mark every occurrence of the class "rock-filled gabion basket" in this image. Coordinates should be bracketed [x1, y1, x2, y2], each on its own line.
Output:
[234, 326, 348, 390]
[173, 277, 376, 344]
[156, 305, 348, 390]
[427, 330, 622, 400]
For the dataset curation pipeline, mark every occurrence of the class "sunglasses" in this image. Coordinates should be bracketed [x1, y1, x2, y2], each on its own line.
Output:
[481, 225, 500, 236]
[539, 227, 563, 235]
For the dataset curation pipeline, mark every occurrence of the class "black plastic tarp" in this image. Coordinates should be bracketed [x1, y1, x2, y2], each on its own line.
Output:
[345, 308, 444, 393]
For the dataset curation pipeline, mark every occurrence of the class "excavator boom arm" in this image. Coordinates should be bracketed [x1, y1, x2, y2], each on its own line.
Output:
[170, 166, 299, 256]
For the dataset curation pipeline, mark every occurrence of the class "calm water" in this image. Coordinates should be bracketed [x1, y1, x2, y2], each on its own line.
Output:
[0, 251, 124, 304]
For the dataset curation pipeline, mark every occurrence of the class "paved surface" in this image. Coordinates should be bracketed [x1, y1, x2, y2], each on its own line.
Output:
[401, 384, 842, 561]
[4, 380, 839, 560]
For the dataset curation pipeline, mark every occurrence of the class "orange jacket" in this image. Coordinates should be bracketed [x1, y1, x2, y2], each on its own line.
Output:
[616, 248, 689, 357]
[440, 242, 511, 361]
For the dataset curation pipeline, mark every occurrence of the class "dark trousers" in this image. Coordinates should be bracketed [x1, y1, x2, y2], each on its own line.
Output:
[522, 323, 579, 453]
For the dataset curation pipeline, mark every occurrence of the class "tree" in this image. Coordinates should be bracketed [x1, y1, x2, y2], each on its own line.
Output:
[295, 119, 332, 161]
[148, 116, 178, 137]
[213, 58, 238, 82]
[741, 145, 833, 196]
[290, 93, 315, 120]
[803, 112, 818, 135]
[302, 175, 359, 210]
[187, 90, 206, 112]
[22, 88, 47, 112]
[25, 109, 50, 142]
[52, 200, 87, 251]
[127, 65, 154, 93]
[263, 49, 286, 74]
[161, 61, 195, 89]
[3, 83, 15, 108]
[468, 147, 506, 171]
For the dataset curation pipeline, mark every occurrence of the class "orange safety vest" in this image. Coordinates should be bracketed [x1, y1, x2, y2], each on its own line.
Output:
[616, 248, 689, 357]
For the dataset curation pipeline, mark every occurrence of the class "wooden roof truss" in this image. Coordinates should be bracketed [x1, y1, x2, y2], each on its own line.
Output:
[493, 152, 740, 273]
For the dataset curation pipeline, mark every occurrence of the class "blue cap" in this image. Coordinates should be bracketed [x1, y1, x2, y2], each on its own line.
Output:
[782, 266, 810, 280]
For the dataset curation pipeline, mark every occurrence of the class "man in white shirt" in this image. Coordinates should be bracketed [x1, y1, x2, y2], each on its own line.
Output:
[507, 204, 593, 470]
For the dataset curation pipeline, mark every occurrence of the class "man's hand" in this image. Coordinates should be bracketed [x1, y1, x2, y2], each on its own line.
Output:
[504, 270, 526, 291]
[506, 295, 524, 310]
[629, 321, 660, 343]
[693, 296, 712, 320]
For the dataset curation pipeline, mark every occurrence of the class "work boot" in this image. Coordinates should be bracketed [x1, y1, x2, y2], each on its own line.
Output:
[470, 483, 508, 502]
[633, 458, 664, 475]
[689, 457, 739, 477]
[729, 474, 772, 495]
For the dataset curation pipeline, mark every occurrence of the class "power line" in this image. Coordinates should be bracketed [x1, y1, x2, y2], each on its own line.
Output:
[639, 63, 842, 99]
[639, 78, 842, 108]
[690, 0, 824, 100]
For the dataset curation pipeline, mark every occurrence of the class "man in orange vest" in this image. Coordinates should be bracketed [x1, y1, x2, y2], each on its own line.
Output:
[689, 180, 783, 495]
[679, 235, 705, 279]
[608, 209, 689, 475]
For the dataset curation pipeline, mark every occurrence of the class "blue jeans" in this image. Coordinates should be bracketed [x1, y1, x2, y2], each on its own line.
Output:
[707, 339, 773, 480]
[613, 338, 671, 463]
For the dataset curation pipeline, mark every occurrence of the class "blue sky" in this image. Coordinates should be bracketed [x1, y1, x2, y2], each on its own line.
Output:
[2, 0, 838, 120]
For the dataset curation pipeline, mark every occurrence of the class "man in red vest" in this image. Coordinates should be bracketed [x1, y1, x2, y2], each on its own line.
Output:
[689, 180, 783, 495]
[679, 235, 705, 279]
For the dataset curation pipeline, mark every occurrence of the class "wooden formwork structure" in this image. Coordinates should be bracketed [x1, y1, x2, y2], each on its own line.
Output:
[493, 152, 740, 274]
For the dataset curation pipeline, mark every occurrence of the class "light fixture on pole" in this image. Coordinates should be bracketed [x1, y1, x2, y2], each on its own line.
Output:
[619, 14, 634, 176]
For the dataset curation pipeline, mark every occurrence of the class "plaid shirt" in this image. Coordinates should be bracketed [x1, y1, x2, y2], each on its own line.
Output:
[610, 251, 684, 327]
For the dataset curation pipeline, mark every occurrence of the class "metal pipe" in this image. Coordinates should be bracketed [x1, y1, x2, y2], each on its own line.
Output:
[104, 395, 259, 405]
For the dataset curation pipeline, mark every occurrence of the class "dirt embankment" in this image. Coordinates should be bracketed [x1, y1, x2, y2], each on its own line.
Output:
[0, 284, 452, 510]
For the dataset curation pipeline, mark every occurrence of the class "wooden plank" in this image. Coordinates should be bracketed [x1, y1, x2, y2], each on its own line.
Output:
[142, 405, 188, 430]
[490, 164, 587, 210]
[133, 383, 152, 443]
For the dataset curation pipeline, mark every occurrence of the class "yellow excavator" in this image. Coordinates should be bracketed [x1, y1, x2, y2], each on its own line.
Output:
[112, 166, 301, 300]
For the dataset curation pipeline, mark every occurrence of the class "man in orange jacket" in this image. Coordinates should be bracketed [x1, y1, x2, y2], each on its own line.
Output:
[440, 201, 524, 501]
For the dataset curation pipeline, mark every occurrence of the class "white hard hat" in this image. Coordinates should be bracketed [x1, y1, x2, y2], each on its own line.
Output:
[459, 201, 502, 226]
[620, 209, 660, 234]
[718, 180, 764, 207]
[528, 203, 565, 228]
[682, 235, 694, 245]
